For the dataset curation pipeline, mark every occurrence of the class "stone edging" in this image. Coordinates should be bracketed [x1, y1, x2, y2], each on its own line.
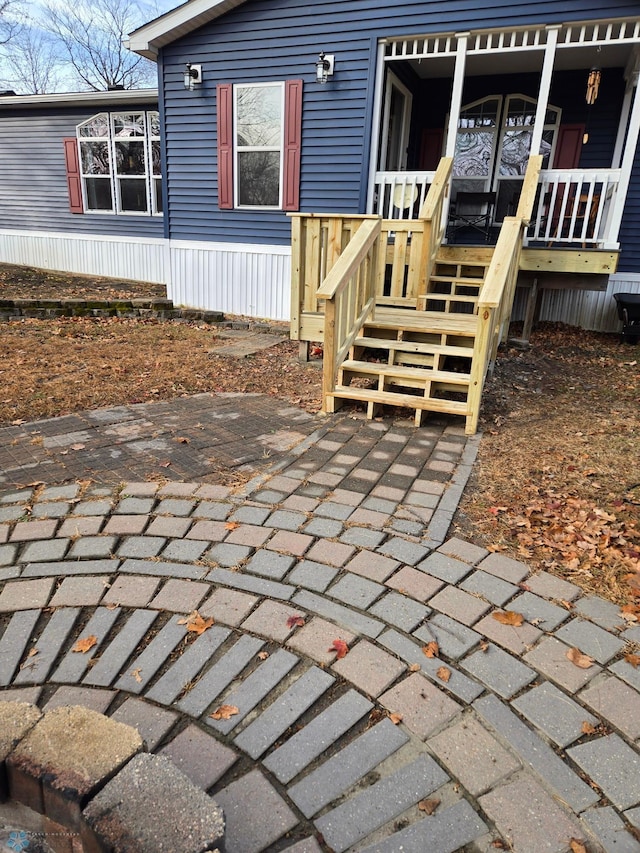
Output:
[0, 702, 224, 853]
[0, 298, 224, 324]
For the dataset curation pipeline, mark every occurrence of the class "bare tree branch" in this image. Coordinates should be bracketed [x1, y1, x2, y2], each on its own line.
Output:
[1, 26, 62, 93]
[44, 0, 156, 90]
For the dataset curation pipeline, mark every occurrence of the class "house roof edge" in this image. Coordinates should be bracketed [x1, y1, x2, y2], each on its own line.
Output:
[0, 89, 159, 110]
[127, 0, 248, 59]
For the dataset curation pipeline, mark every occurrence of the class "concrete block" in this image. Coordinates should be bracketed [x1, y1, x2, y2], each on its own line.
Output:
[512, 682, 599, 748]
[82, 753, 224, 853]
[461, 643, 536, 699]
[0, 701, 42, 801]
[7, 705, 143, 828]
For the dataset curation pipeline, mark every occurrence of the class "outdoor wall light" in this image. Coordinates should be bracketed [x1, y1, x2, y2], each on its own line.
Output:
[184, 63, 203, 91]
[315, 52, 335, 84]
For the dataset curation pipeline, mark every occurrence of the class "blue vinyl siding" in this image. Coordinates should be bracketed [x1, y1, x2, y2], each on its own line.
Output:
[159, 0, 640, 271]
[0, 105, 163, 238]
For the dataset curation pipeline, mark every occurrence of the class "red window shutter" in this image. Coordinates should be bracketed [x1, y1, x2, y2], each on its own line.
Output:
[63, 137, 84, 213]
[217, 83, 234, 209]
[283, 79, 303, 211]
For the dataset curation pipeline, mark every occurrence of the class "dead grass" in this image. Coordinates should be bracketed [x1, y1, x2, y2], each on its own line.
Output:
[0, 317, 322, 425]
[452, 324, 640, 606]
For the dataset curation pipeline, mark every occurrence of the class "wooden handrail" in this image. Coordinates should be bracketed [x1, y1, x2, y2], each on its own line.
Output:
[515, 154, 543, 224]
[477, 218, 523, 308]
[316, 218, 381, 301]
[419, 157, 453, 220]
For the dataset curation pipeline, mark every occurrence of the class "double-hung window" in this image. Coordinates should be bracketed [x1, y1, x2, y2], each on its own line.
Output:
[235, 83, 283, 208]
[217, 79, 303, 211]
[72, 111, 162, 215]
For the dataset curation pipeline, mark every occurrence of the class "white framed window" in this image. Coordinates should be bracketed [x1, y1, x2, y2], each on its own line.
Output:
[234, 82, 284, 208]
[77, 111, 162, 215]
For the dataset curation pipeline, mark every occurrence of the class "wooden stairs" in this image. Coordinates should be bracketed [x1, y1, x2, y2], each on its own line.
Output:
[328, 250, 491, 426]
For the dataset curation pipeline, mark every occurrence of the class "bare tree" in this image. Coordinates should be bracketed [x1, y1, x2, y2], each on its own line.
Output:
[2, 26, 62, 93]
[0, 0, 21, 51]
[45, 0, 156, 90]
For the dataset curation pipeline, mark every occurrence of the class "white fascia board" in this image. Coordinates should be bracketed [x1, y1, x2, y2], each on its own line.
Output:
[0, 89, 158, 110]
[127, 0, 248, 59]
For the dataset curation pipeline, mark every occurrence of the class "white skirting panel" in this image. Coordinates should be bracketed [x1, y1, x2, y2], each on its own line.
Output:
[0, 231, 293, 320]
[0, 229, 168, 284]
[168, 240, 292, 321]
[512, 273, 640, 333]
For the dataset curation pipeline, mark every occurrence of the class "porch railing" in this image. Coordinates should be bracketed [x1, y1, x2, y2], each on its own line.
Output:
[315, 218, 381, 413]
[370, 167, 622, 248]
[527, 168, 621, 247]
[372, 170, 435, 219]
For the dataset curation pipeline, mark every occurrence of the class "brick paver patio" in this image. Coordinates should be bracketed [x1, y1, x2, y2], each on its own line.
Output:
[0, 393, 638, 853]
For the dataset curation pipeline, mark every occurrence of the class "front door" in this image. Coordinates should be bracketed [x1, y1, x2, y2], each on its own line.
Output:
[380, 71, 413, 170]
[452, 94, 561, 220]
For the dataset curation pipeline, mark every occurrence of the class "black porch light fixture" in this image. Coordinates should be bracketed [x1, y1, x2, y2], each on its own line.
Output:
[315, 51, 335, 84]
[184, 62, 203, 91]
[586, 67, 601, 105]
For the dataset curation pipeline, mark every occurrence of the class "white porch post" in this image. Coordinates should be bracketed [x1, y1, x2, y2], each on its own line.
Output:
[613, 50, 640, 168]
[444, 33, 469, 158]
[607, 69, 640, 248]
[530, 25, 559, 155]
[442, 33, 468, 230]
[366, 40, 388, 212]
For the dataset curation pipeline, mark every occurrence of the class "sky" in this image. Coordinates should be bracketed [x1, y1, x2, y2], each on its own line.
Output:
[0, 0, 181, 93]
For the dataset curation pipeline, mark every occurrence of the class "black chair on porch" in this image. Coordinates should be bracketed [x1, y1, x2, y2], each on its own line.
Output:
[447, 191, 496, 243]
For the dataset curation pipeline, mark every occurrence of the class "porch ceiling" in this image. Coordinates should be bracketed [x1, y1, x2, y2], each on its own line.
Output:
[405, 41, 635, 78]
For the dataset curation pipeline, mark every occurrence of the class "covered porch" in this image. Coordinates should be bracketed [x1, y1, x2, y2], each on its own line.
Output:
[370, 19, 640, 258]
[289, 18, 640, 434]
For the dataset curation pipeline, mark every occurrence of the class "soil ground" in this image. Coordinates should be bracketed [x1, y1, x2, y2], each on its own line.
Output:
[1, 263, 638, 605]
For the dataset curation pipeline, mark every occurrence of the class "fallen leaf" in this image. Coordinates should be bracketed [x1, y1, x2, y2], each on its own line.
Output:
[27, 647, 38, 658]
[210, 704, 239, 721]
[569, 840, 587, 853]
[70, 443, 85, 451]
[492, 610, 524, 627]
[11, 419, 25, 425]
[418, 797, 440, 815]
[388, 712, 403, 725]
[422, 641, 439, 658]
[436, 666, 451, 683]
[72, 635, 98, 654]
[560, 600, 574, 611]
[178, 611, 214, 635]
[409, 663, 421, 672]
[105, 602, 118, 610]
[329, 638, 349, 659]
[566, 647, 595, 669]
[581, 721, 597, 735]
[257, 651, 269, 660]
[159, 460, 171, 468]
[176, 436, 191, 444]
[624, 653, 640, 668]
[225, 520, 240, 530]
[491, 841, 505, 850]
[286, 615, 305, 628]
[480, 640, 489, 652]
[131, 668, 142, 683]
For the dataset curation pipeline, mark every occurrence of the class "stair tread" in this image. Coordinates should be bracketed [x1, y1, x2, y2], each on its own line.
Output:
[429, 275, 485, 286]
[331, 387, 468, 414]
[369, 308, 478, 335]
[341, 360, 470, 383]
[354, 336, 473, 356]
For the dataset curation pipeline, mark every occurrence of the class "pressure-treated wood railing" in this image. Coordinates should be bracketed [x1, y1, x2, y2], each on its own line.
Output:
[289, 158, 453, 343]
[314, 218, 381, 412]
[465, 155, 543, 433]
